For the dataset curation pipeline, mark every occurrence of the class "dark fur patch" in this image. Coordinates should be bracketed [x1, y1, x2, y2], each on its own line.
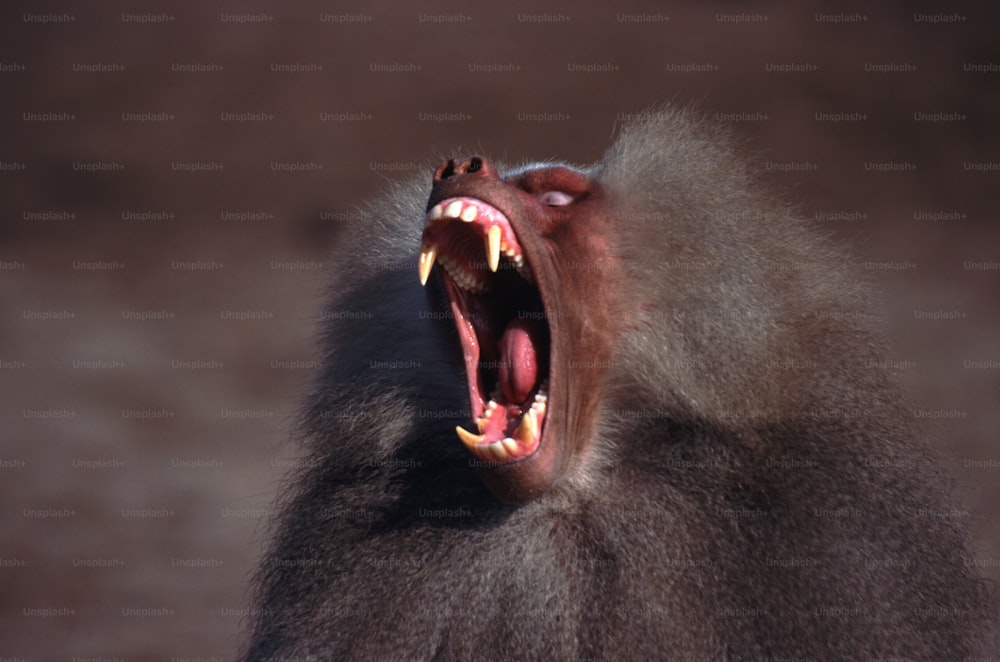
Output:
[241, 109, 995, 660]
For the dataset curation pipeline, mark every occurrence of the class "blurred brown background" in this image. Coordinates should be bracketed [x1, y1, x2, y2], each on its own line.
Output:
[2, 1, 998, 658]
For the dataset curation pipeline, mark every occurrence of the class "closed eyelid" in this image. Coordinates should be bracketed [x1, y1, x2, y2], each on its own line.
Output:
[538, 190, 574, 206]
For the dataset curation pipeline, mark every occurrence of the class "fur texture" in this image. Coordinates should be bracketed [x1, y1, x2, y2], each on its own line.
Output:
[242, 109, 994, 660]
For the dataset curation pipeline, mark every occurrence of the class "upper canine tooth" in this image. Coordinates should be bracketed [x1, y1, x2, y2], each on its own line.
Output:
[418, 244, 438, 286]
[428, 203, 443, 221]
[444, 201, 463, 219]
[460, 205, 478, 222]
[486, 225, 501, 272]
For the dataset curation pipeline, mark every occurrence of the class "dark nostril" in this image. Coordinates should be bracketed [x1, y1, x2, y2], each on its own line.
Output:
[433, 159, 457, 182]
[433, 156, 493, 183]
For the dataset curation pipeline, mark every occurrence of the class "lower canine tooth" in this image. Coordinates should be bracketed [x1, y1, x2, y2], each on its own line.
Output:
[456, 425, 485, 448]
[501, 438, 519, 455]
[514, 408, 538, 443]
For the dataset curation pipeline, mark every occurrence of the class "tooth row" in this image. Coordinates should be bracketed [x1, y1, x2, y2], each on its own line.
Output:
[428, 200, 480, 224]
[482, 389, 548, 418]
[474, 399, 499, 432]
[459, 387, 549, 463]
[478, 384, 548, 424]
[435, 252, 488, 293]
[461, 433, 522, 463]
[462, 435, 517, 463]
[420, 199, 534, 289]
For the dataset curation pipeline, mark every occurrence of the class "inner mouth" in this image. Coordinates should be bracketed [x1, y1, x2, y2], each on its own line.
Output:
[419, 197, 550, 464]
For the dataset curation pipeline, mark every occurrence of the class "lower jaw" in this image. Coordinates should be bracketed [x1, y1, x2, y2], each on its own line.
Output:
[457, 383, 548, 463]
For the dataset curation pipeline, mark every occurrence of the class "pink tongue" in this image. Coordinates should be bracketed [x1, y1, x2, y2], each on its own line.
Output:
[498, 318, 543, 405]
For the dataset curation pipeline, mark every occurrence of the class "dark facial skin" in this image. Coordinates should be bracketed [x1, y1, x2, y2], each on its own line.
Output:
[240, 110, 995, 661]
[418, 155, 619, 501]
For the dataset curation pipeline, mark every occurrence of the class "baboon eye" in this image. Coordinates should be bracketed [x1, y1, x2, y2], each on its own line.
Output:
[538, 191, 574, 207]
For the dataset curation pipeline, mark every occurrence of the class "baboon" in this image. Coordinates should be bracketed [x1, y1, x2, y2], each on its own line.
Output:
[242, 109, 994, 660]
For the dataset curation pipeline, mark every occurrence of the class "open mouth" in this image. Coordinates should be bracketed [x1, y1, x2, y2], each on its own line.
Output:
[419, 197, 550, 464]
